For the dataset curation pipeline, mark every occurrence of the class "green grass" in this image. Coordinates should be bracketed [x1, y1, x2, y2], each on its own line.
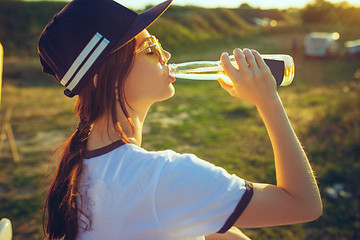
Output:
[1, 26, 360, 239]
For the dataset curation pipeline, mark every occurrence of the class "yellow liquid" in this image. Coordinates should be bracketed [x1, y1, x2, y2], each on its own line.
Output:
[282, 66, 295, 86]
[173, 66, 295, 87]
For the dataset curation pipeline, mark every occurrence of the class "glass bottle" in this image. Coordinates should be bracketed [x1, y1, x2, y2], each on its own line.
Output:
[169, 54, 295, 87]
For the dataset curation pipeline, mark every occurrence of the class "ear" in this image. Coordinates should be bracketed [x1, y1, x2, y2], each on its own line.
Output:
[93, 74, 98, 88]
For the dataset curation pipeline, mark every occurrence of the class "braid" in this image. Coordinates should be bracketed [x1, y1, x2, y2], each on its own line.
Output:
[45, 117, 92, 240]
[74, 120, 91, 144]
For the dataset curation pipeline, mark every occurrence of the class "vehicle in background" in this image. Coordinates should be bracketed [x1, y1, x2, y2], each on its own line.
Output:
[248, 17, 277, 27]
[345, 39, 360, 61]
[304, 32, 340, 57]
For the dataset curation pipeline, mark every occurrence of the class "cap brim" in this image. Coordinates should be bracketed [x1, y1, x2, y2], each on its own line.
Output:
[112, 0, 172, 53]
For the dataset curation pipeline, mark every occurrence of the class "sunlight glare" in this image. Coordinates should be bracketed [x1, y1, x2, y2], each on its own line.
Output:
[332, 32, 340, 40]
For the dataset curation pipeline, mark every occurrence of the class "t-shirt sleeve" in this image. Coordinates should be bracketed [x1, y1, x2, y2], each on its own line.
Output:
[154, 151, 253, 238]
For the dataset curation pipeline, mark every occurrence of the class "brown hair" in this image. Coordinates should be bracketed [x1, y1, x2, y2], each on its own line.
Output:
[44, 39, 136, 240]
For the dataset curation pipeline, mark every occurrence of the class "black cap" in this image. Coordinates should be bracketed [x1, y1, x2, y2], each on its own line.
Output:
[38, 0, 172, 97]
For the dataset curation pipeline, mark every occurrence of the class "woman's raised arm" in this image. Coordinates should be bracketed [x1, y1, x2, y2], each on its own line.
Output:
[219, 49, 322, 228]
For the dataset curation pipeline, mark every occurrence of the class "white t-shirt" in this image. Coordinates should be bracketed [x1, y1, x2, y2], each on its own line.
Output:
[77, 140, 253, 240]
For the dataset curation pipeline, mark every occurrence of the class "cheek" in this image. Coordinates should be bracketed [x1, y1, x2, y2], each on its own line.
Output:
[125, 62, 156, 97]
[124, 60, 172, 104]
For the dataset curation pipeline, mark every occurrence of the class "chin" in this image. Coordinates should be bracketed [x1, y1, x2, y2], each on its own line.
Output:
[157, 84, 175, 102]
[167, 84, 176, 99]
[163, 86, 176, 101]
[168, 84, 175, 97]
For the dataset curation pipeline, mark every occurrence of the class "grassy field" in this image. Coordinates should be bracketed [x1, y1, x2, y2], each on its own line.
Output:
[1, 27, 360, 239]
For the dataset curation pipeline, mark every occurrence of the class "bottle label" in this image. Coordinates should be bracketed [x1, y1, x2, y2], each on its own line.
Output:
[263, 59, 285, 86]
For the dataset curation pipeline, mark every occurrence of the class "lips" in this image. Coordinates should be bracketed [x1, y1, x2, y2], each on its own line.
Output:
[168, 66, 176, 83]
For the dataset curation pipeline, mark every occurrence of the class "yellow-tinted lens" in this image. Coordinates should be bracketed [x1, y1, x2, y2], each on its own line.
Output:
[151, 36, 167, 64]
[135, 35, 167, 64]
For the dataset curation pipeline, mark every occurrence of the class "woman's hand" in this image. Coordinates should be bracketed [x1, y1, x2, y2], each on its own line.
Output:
[205, 227, 251, 240]
[219, 48, 278, 108]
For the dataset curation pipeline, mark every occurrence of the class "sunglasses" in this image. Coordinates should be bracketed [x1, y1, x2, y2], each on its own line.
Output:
[135, 35, 168, 64]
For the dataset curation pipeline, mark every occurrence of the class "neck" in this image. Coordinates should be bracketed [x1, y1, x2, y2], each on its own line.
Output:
[127, 107, 149, 146]
[87, 104, 150, 150]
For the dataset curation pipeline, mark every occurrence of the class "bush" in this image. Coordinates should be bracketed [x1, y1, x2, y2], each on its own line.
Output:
[304, 82, 360, 239]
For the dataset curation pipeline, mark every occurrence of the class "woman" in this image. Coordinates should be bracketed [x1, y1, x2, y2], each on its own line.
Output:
[38, 0, 322, 239]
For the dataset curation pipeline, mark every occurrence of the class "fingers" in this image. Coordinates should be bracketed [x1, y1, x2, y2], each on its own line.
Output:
[218, 48, 277, 103]
[242, 48, 258, 70]
[233, 48, 248, 70]
[220, 48, 271, 84]
[218, 78, 233, 91]
[251, 49, 270, 71]
[221, 49, 253, 86]
[223, 48, 262, 71]
[220, 52, 238, 78]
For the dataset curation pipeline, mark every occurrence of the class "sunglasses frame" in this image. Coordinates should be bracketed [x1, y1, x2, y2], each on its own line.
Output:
[135, 35, 168, 64]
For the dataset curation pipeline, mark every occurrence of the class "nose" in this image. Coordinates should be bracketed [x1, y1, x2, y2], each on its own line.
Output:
[164, 49, 171, 62]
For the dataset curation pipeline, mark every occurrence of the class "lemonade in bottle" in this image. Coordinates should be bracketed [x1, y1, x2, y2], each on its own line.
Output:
[170, 54, 295, 87]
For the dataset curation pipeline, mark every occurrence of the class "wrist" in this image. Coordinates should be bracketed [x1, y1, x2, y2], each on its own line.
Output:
[255, 92, 282, 111]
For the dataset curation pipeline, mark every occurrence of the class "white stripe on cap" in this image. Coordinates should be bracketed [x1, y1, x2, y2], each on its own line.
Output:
[60, 32, 109, 91]
[67, 37, 109, 91]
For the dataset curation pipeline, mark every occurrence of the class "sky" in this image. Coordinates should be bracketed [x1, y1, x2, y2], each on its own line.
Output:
[114, 0, 360, 10]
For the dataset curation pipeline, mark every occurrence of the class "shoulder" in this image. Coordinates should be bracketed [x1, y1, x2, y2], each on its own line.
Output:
[83, 144, 202, 180]
[122, 145, 237, 182]
[123, 144, 202, 166]
[117, 145, 230, 184]
[123, 144, 184, 162]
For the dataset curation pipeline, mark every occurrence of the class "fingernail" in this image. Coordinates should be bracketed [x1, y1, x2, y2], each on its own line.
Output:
[234, 48, 242, 54]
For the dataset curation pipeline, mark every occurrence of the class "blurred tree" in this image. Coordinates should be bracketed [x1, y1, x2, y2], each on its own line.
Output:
[238, 3, 253, 9]
[301, 0, 360, 26]
[302, 0, 337, 23]
[143, 4, 155, 11]
[0, 1, 66, 56]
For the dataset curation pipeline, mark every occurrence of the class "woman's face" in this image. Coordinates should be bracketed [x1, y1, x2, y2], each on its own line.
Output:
[124, 30, 175, 110]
